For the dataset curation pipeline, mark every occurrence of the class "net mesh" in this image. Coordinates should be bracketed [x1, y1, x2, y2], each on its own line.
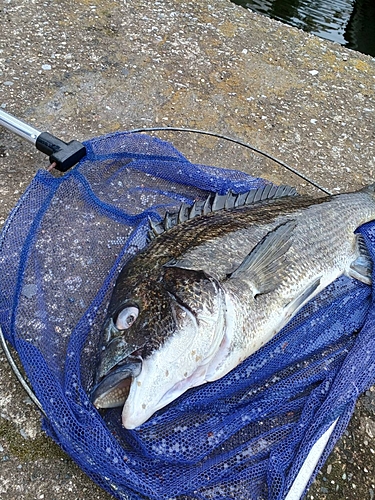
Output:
[1, 131, 375, 500]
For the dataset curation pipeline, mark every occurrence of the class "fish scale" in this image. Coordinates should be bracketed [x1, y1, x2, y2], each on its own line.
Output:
[194, 193, 375, 382]
[92, 185, 375, 429]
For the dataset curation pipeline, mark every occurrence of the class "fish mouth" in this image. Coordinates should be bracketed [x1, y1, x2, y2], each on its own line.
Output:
[90, 357, 142, 409]
[91, 316, 144, 409]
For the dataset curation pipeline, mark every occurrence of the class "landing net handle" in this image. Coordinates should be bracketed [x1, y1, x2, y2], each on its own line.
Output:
[0, 109, 86, 172]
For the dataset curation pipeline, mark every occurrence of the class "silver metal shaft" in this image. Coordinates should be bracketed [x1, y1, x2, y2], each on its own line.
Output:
[0, 326, 45, 415]
[0, 108, 41, 144]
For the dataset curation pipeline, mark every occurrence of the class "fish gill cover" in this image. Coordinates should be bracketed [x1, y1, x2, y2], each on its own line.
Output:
[0, 131, 375, 499]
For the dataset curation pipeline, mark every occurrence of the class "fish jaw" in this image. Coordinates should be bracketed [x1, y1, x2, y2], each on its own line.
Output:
[121, 297, 226, 429]
[91, 358, 142, 409]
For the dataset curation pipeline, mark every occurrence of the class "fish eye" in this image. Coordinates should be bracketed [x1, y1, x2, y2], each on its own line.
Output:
[115, 306, 139, 330]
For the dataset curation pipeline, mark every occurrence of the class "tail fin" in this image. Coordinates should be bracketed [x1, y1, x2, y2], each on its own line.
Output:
[361, 183, 375, 195]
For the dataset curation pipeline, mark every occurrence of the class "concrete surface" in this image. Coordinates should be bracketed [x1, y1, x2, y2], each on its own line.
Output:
[0, 0, 375, 498]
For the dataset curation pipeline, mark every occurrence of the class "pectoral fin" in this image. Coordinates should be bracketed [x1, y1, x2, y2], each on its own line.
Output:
[228, 220, 296, 296]
[348, 234, 372, 285]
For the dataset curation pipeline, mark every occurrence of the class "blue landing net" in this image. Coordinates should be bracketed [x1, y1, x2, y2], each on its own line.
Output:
[1, 131, 375, 500]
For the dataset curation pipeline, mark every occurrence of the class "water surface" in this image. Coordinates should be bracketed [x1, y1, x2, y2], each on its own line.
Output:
[232, 0, 375, 56]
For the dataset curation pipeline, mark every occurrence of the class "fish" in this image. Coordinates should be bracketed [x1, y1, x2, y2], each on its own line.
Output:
[90, 183, 375, 429]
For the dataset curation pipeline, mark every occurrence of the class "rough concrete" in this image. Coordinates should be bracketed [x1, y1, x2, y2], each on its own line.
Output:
[0, 0, 374, 498]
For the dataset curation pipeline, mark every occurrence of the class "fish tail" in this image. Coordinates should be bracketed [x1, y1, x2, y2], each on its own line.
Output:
[361, 183, 375, 196]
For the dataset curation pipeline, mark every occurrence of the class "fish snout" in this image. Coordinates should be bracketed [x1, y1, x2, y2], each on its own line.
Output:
[96, 336, 134, 381]
[91, 315, 146, 410]
[97, 317, 143, 381]
[103, 316, 122, 343]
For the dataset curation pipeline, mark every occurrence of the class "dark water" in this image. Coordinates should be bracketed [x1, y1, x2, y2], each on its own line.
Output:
[231, 0, 375, 57]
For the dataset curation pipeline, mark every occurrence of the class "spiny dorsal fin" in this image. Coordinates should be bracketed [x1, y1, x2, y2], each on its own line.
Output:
[178, 202, 191, 223]
[148, 218, 164, 240]
[211, 193, 227, 211]
[148, 184, 299, 239]
[225, 191, 237, 209]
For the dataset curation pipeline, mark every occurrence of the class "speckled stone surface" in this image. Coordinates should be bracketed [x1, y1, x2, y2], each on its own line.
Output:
[0, 0, 375, 498]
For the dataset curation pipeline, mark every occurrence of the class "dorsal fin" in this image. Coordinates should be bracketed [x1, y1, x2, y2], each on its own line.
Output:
[148, 184, 299, 240]
[164, 211, 178, 230]
[234, 191, 248, 207]
[178, 202, 190, 223]
[148, 218, 164, 240]
[212, 192, 227, 211]
[225, 191, 237, 209]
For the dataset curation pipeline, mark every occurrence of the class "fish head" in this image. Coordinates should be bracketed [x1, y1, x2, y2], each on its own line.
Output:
[91, 266, 226, 429]
[91, 278, 178, 408]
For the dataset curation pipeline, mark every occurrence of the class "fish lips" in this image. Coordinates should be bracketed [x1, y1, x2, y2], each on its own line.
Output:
[91, 358, 142, 409]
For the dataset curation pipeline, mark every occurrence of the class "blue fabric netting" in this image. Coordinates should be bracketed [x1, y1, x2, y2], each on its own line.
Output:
[0, 131, 374, 500]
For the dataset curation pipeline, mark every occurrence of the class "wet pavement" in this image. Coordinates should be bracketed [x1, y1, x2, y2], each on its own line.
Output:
[0, 0, 375, 498]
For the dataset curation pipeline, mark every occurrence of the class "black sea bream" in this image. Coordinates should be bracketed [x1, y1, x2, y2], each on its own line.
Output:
[91, 184, 374, 429]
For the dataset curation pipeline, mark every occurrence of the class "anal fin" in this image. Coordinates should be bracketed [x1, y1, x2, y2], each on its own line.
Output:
[348, 234, 373, 285]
